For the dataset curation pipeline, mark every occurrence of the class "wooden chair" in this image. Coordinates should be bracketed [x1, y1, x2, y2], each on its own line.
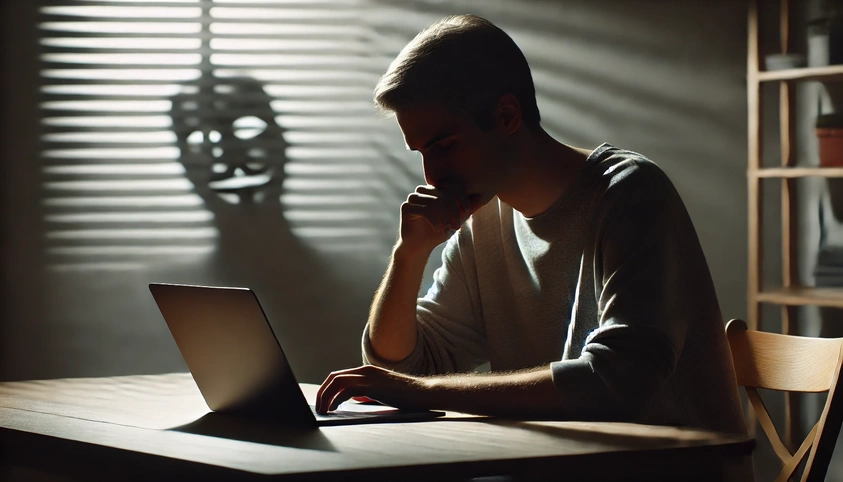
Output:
[725, 319, 843, 482]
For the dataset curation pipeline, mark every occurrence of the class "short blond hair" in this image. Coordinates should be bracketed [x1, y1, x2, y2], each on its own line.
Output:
[374, 15, 540, 129]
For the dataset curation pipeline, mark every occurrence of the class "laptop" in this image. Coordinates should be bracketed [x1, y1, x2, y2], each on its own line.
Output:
[149, 282, 444, 427]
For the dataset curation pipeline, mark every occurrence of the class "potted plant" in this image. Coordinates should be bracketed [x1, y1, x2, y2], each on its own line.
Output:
[819, 113, 843, 220]
[818, 113, 843, 166]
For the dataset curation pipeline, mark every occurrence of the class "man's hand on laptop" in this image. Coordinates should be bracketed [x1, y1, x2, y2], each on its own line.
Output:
[315, 365, 428, 414]
[316, 364, 563, 417]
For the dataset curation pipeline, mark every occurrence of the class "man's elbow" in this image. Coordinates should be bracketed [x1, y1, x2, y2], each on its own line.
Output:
[588, 359, 669, 422]
[552, 354, 668, 423]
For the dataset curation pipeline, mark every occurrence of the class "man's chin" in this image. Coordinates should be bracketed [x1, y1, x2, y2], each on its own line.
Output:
[468, 194, 493, 211]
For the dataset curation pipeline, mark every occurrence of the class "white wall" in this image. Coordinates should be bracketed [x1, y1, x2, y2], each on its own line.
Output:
[6, 0, 841, 479]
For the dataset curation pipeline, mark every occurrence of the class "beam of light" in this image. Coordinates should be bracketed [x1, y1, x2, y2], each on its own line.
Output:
[46, 211, 213, 223]
[48, 246, 215, 256]
[47, 228, 217, 240]
[291, 227, 381, 239]
[209, 7, 356, 20]
[209, 23, 366, 36]
[283, 179, 371, 191]
[207, 173, 270, 190]
[69, 0, 201, 3]
[43, 132, 178, 143]
[43, 195, 204, 207]
[41, 6, 202, 18]
[39, 22, 202, 34]
[272, 116, 381, 129]
[285, 147, 379, 159]
[284, 211, 390, 222]
[41, 85, 186, 97]
[41, 37, 202, 50]
[41, 100, 173, 112]
[214, 69, 379, 83]
[44, 179, 194, 191]
[43, 163, 185, 175]
[210, 38, 366, 52]
[49, 263, 147, 272]
[43, 147, 180, 159]
[302, 241, 385, 253]
[213, 0, 356, 4]
[42, 116, 173, 128]
[42, 53, 202, 65]
[42, 69, 202, 81]
[279, 194, 380, 206]
[284, 163, 371, 175]
[209, 54, 381, 69]
[262, 84, 371, 98]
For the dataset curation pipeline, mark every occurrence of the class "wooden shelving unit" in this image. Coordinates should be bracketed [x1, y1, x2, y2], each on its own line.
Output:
[757, 286, 843, 309]
[753, 167, 843, 178]
[747, 0, 843, 447]
[757, 64, 843, 82]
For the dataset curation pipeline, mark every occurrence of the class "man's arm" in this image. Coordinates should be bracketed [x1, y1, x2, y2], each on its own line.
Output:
[315, 364, 563, 417]
[315, 359, 618, 418]
[366, 184, 475, 365]
[366, 242, 429, 363]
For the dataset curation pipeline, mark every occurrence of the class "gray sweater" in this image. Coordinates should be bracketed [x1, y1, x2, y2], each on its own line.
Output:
[363, 143, 747, 435]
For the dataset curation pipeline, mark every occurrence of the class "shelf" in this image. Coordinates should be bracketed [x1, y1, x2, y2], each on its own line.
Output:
[752, 167, 843, 178]
[756, 286, 843, 308]
[756, 64, 843, 82]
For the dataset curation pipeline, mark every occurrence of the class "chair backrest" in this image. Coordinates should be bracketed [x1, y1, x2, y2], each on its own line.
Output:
[726, 319, 843, 482]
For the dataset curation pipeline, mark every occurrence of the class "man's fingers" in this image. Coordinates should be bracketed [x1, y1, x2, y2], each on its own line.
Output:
[414, 185, 438, 196]
[328, 384, 365, 412]
[316, 369, 359, 413]
[402, 202, 447, 233]
[316, 373, 368, 414]
[413, 185, 465, 228]
[315, 371, 339, 412]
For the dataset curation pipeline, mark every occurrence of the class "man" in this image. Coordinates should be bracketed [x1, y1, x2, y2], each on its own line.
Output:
[316, 14, 746, 435]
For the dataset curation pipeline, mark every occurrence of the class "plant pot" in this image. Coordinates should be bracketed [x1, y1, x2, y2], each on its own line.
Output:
[818, 127, 843, 166]
[818, 113, 843, 219]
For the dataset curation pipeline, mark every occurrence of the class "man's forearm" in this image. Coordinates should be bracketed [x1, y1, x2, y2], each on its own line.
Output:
[368, 241, 432, 363]
[420, 367, 564, 417]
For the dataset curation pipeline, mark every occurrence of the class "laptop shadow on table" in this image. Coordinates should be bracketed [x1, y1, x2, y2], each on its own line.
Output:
[171, 412, 338, 452]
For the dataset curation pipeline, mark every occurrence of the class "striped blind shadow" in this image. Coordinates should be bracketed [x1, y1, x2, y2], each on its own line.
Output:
[39, 0, 401, 275]
[35, 0, 407, 379]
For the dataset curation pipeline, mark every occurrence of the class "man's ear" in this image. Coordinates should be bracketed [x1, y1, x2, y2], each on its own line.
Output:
[496, 93, 522, 135]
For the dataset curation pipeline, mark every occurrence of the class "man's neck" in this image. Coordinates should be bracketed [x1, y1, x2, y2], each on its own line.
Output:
[497, 129, 591, 218]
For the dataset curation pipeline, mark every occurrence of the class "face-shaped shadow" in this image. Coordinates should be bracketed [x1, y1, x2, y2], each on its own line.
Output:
[171, 76, 288, 210]
[166, 77, 366, 382]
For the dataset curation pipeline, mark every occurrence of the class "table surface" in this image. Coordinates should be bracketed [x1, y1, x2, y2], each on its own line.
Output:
[0, 373, 754, 481]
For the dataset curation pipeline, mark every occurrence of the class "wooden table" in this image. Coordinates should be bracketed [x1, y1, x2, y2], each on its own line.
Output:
[0, 373, 753, 481]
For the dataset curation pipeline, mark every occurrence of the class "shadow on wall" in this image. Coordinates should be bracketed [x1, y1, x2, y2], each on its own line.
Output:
[162, 77, 362, 382]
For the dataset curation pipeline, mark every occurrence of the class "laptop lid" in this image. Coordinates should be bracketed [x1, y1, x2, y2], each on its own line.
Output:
[149, 283, 317, 427]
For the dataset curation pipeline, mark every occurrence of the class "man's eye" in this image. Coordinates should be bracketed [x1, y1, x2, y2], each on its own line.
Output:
[436, 140, 454, 152]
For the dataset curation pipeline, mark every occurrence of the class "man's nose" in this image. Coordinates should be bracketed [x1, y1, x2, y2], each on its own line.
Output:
[422, 156, 443, 187]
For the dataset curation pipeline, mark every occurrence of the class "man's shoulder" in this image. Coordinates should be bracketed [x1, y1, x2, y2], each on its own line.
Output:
[590, 146, 674, 202]
[595, 147, 666, 186]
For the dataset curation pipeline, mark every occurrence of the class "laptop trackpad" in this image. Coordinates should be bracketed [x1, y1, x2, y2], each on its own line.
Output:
[310, 402, 445, 426]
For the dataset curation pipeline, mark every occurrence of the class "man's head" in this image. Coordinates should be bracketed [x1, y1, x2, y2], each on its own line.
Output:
[374, 14, 540, 131]
[376, 15, 539, 208]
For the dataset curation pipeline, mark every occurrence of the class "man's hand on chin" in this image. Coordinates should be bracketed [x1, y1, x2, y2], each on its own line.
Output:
[315, 365, 429, 414]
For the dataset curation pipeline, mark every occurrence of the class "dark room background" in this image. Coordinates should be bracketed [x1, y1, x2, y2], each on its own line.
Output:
[2, 0, 840, 479]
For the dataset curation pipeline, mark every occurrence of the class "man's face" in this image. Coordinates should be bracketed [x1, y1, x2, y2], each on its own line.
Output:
[395, 102, 512, 208]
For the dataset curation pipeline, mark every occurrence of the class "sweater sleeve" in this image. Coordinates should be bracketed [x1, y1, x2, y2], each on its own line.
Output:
[550, 162, 690, 421]
[362, 231, 488, 375]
